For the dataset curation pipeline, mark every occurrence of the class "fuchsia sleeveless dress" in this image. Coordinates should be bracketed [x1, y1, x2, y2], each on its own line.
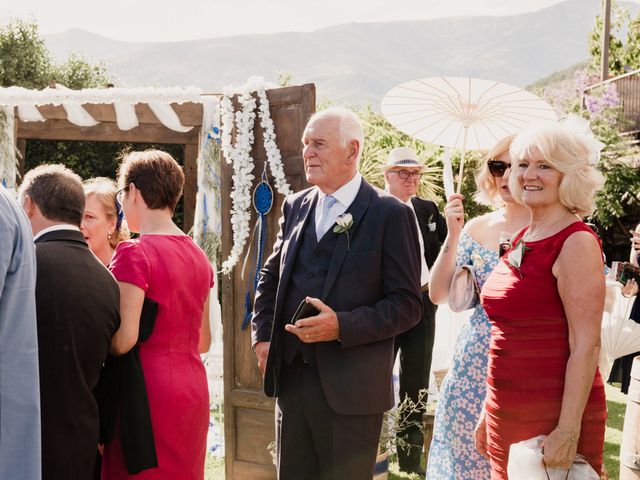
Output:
[102, 235, 213, 480]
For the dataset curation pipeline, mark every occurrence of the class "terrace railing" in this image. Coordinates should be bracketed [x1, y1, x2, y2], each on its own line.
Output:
[583, 68, 640, 136]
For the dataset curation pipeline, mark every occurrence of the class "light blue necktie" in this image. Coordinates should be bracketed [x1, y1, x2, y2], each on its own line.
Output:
[316, 195, 338, 241]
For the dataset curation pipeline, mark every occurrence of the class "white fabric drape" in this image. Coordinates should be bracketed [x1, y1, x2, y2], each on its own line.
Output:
[0, 85, 203, 106]
[113, 103, 139, 131]
[60, 103, 99, 127]
[1, 85, 204, 133]
[54, 84, 99, 127]
[148, 102, 192, 132]
[17, 105, 45, 122]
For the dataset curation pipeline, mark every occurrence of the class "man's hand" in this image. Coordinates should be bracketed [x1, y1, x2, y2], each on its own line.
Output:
[254, 341, 270, 376]
[284, 297, 340, 343]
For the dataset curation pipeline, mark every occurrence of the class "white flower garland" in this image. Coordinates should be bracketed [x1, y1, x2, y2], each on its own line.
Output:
[220, 85, 257, 274]
[220, 77, 293, 274]
[220, 94, 235, 167]
[0, 107, 17, 190]
[255, 86, 292, 196]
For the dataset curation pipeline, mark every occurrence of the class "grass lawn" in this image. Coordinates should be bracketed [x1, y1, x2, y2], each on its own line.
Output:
[604, 383, 626, 480]
[205, 456, 224, 480]
[205, 384, 628, 479]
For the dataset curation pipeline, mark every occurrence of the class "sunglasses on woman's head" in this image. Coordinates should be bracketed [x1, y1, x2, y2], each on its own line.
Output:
[115, 185, 129, 201]
[487, 160, 511, 177]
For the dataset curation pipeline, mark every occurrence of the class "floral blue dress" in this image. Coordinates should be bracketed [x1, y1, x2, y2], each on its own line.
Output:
[425, 231, 497, 479]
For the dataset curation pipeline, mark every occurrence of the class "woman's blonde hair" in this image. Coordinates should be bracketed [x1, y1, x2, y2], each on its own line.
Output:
[83, 177, 130, 248]
[473, 134, 516, 208]
[508, 125, 605, 216]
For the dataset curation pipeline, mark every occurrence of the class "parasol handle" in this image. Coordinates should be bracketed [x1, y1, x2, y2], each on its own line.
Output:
[456, 126, 469, 194]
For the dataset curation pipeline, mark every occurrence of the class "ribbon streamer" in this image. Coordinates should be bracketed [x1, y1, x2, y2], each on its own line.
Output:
[442, 147, 454, 200]
[241, 165, 274, 330]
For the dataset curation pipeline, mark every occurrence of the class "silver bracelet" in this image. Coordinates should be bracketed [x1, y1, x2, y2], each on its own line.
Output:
[554, 426, 579, 444]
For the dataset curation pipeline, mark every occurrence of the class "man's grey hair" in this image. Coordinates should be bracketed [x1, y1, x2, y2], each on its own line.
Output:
[308, 107, 364, 162]
[18, 164, 85, 226]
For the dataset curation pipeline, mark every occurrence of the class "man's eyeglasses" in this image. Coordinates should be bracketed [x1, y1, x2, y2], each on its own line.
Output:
[487, 160, 511, 178]
[390, 170, 422, 180]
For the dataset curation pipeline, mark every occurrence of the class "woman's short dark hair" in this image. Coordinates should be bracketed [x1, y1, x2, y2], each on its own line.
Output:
[18, 164, 85, 226]
[118, 150, 185, 211]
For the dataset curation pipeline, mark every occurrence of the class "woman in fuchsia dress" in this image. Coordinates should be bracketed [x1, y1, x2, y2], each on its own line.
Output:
[103, 150, 212, 480]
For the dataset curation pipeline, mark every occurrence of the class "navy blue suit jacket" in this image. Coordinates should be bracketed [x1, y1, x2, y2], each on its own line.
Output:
[252, 179, 422, 415]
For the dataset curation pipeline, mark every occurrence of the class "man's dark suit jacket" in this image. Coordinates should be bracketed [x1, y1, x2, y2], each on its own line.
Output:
[34, 229, 120, 480]
[410, 197, 447, 269]
[252, 180, 423, 416]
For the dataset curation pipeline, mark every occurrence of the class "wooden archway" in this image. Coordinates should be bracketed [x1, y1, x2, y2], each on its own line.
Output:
[15, 101, 204, 230]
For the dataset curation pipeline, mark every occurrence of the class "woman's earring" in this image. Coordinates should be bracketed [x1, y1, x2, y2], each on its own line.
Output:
[108, 233, 112, 240]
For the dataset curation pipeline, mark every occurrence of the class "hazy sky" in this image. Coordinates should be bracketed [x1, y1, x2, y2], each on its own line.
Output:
[2, 0, 634, 42]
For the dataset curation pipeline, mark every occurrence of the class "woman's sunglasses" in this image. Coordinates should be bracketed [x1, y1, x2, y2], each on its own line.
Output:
[487, 160, 511, 177]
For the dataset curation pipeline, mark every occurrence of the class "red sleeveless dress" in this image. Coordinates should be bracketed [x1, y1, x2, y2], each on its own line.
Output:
[480, 221, 607, 479]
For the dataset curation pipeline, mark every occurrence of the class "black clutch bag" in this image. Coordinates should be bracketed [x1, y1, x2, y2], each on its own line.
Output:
[290, 299, 320, 324]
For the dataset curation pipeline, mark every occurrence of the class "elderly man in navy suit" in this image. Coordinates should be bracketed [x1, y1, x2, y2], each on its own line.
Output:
[252, 107, 423, 479]
[383, 147, 447, 475]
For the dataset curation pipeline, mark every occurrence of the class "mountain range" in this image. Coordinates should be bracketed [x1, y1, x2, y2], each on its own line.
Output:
[44, 0, 640, 106]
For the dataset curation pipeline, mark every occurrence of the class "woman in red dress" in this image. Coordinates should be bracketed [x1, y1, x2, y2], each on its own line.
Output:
[476, 121, 607, 478]
[102, 150, 213, 480]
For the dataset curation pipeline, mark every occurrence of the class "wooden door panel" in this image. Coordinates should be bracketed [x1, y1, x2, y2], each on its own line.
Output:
[222, 83, 316, 479]
[235, 407, 275, 463]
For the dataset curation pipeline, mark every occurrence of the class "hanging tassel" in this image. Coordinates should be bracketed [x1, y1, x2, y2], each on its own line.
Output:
[241, 166, 274, 330]
[242, 291, 253, 330]
[241, 219, 260, 282]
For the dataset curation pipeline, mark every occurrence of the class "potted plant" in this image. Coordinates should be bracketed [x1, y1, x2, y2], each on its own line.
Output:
[376, 389, 429, 479]
[266, 389, 430, 478]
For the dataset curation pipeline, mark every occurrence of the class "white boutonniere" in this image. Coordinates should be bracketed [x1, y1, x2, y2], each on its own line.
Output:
[333, 213, 354, 250]
[471, 250, 485, 269]
[427, 213, 436, 232]
[506, 239, 531, 278]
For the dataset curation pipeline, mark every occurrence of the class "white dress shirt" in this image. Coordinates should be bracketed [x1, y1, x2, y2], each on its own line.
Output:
[314, 173, 362, 234]
[33, 224, 81, 242]
[405, 199, 430, 286]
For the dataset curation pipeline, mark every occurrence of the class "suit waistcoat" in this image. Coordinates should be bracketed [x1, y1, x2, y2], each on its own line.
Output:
[281, 213, 339, 365]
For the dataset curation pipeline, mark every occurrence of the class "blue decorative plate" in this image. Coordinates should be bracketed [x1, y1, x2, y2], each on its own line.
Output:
[253, 181, 273, 215]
